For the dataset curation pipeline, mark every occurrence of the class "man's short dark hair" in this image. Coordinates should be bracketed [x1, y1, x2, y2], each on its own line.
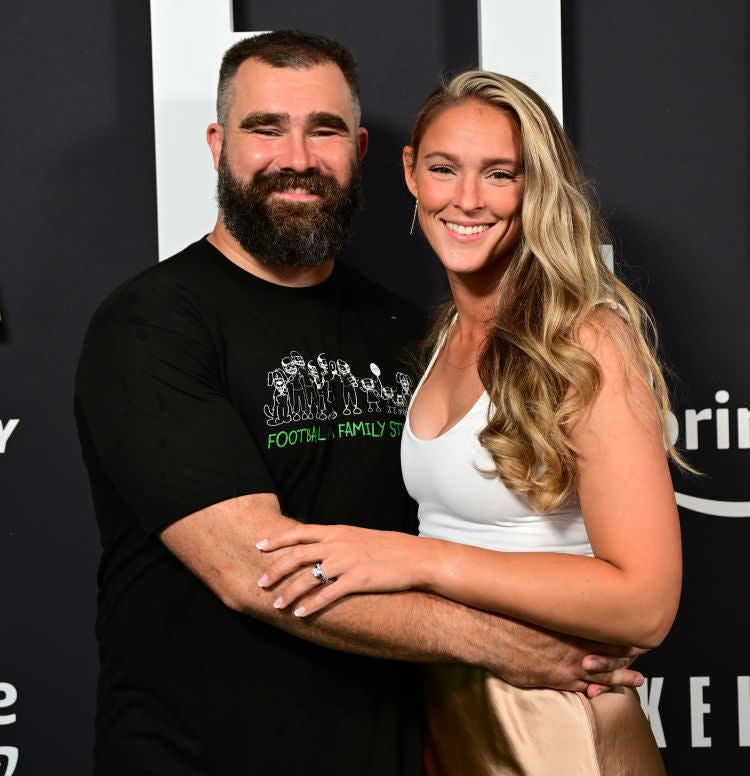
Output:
[216, 29, 361, 126]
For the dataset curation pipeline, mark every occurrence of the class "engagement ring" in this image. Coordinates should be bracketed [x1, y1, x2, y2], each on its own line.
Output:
[311, 562, 330, 584]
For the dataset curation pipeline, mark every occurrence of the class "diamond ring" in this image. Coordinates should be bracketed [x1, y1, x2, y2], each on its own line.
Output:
[311, 562, 330, 584]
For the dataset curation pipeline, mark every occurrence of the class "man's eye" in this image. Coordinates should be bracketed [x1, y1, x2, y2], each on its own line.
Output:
[252, 128, 280, 136]
[311, 130, 338, 137]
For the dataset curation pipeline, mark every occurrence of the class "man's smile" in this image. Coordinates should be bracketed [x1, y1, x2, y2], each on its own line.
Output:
[270, 187, 320, 202]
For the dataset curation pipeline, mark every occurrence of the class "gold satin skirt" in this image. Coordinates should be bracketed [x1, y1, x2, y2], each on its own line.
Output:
[424, 665, 666, 776]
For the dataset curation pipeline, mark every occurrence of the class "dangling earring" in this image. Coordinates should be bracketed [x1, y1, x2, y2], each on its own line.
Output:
[409, 198, 418, 236]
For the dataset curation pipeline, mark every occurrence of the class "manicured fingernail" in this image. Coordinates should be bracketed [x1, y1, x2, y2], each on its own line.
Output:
[258, 574, 268, 587]
[634, 674, 644, 687]
[256, 539, 269, 549]
[583, 658, 600, 671]
[273, 597, 283, 608]
[294, 606, 306, 617]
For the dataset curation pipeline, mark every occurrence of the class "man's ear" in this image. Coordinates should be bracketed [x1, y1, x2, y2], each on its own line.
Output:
[402, 146, 417, 197]
[357, 127, 369, 160]
[206, 123, 224, 170]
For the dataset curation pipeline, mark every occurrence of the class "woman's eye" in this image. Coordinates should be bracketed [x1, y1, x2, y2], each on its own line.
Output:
[489, 170, 514, 181]
[428, 165, 453, 175]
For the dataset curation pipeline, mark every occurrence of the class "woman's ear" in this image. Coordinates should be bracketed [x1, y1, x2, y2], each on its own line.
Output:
[402, 146, 418, 198]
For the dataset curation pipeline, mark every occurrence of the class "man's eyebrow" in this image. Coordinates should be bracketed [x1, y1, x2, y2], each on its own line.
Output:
[238, 112, 288, 130]
[306, 112, 350, 133]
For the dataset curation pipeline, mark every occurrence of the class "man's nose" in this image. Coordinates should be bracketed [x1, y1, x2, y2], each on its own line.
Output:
[276, 132, 316, 172]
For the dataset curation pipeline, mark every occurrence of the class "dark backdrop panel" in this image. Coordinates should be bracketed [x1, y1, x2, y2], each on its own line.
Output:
[0, 2, 157, 774]
[564, 1, 749, 769]
[1, 1, 747, 773]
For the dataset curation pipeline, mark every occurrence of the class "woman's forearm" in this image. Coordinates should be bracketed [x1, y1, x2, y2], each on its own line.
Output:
[417, 537, 680, 648]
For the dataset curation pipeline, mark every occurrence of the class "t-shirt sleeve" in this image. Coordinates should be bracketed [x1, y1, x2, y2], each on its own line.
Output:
[74, 279, 275, 535]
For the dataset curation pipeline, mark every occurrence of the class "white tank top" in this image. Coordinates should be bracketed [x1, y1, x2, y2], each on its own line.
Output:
[401, 327, 593, 556]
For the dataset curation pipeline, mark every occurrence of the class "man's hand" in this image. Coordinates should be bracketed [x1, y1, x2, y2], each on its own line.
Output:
[581, 648, 647, 697]
[463, 614, 646, 696]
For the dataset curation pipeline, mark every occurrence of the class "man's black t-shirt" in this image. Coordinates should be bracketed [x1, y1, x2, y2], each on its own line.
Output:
[74, 238, 427, 775]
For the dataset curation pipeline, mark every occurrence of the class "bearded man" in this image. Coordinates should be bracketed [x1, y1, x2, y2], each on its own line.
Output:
[74, 30, 644, 776]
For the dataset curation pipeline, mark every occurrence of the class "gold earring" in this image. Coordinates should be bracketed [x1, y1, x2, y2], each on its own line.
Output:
[409, 198, 418, 236]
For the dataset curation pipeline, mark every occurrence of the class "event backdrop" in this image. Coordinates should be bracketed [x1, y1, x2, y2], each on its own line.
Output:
[1, 1, 748, 773]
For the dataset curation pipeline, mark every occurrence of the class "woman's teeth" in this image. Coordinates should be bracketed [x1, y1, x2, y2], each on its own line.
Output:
[445, 222, 491, 235]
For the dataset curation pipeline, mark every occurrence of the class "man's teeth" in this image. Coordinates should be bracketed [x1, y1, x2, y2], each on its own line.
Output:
[445, 222, 491, 235]
[286, 188, 311, 195]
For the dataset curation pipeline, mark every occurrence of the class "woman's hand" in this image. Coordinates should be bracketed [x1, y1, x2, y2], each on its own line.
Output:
[256, 524, 428, 617]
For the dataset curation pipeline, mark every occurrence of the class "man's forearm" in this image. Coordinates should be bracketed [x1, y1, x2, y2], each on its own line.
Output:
[161, 494, 640, 692]
[242, 582, 497, 667]
[162, 495, 497, 668]
[238, 583, 639, 694]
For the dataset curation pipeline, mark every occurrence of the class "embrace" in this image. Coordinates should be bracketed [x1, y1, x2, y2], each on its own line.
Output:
[76, 29, 680, 776]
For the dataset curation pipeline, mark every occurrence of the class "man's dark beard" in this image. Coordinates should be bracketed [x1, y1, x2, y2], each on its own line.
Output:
[217, 151, 362, 267]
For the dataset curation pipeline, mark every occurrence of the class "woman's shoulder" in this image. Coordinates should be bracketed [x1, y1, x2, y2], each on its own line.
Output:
[576, 300, 636, 352]
[575, 300, 653, 391]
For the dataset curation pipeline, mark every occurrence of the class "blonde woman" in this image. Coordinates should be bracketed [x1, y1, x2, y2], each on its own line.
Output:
[257, 71, 681, 774]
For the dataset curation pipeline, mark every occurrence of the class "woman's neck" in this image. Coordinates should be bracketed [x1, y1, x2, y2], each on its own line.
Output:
[447, 273, 498, 340]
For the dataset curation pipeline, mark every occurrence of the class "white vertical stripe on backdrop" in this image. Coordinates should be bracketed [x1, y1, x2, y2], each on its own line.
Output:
[478, 0, 563, 124]
[150, 0, 265, 261]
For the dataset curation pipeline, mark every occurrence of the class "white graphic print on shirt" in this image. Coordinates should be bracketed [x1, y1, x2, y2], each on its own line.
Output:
[263, 350, 413, 428]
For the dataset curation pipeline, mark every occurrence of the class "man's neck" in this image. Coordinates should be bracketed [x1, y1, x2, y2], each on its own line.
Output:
[207, 219, 335, 288]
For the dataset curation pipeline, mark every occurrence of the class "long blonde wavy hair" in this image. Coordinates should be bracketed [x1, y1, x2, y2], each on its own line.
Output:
[409, 70, 683, 513]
